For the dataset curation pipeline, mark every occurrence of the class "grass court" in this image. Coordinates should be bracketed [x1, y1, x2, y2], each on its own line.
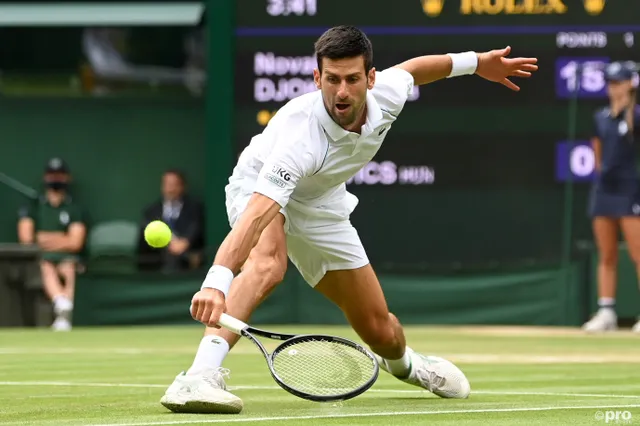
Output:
[1, 325, 639, 425]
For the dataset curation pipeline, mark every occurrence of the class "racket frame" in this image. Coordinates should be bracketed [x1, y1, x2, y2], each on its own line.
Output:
[218, 313, 379, 402]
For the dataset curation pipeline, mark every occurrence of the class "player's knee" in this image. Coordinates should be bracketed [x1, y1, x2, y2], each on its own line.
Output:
[57, 261, 76, 275]
[599, 250, 618, 267]
[358, 313, 400, 349]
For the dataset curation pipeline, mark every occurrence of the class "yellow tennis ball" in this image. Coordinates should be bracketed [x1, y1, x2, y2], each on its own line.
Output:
[144, 220, 172, 248]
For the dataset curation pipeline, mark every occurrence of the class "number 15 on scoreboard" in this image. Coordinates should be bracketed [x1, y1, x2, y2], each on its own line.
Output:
[555, 57, 610, 99]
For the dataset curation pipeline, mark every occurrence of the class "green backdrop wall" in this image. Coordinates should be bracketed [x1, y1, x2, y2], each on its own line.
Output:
[0, 97, 207, 243]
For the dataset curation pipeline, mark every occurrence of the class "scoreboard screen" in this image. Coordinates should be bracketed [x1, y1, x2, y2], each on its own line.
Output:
[234, 0, 639, 190]
[233, 0, 640, 268]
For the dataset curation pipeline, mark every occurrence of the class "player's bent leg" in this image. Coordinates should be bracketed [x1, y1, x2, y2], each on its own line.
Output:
[161, 213, 288, 414]
[314, 265, 470, 399]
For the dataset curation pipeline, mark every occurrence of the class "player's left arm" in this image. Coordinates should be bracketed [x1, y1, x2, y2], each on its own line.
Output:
[394, 46, 538, 91]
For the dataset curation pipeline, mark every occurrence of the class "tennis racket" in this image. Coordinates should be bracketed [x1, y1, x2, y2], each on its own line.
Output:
[217, 313, 379, 402]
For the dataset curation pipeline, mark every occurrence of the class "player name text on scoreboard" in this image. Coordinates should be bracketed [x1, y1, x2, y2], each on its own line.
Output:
[347, 161, 435, 186]
[253, 52, 421, 103]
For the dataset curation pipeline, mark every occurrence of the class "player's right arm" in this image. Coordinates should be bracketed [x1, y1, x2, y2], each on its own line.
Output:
[211, 192, 281, 273]
[190, 192, 283, 327]
[191, 114, 317, 327]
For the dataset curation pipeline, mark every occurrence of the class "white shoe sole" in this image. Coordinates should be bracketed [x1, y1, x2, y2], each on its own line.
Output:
[582, 323, 617, 333]
[160, 393, 243, 414]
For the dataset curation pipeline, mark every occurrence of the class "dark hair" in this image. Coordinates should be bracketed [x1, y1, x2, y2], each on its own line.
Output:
[164, 169, 186, 185]
[314, 25, 373, 73]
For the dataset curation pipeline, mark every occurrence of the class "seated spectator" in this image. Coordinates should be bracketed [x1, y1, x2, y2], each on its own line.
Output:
[17, 158, 86, 331]
[137, 169, 204, 272]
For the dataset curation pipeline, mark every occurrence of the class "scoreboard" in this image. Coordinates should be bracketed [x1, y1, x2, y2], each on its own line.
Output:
[231, 0, 640, 268]
[234, 0, 639, 190]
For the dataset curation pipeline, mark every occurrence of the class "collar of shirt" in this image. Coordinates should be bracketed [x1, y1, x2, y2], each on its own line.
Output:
[313, 90, 384, 143]
[163, 200, 183, 219]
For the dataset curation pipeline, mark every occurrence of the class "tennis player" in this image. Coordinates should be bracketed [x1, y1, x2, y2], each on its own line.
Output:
[160, 26, 538, 413]
[583, 61, 640, 333]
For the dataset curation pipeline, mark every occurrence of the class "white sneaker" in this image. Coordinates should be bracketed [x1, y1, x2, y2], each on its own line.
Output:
[582, 308, 618, 332]
[377, 347, 471, 399]
[632, 319, 640, 333]
[160, 368, 243, 414]
[51, 317, 72, 332]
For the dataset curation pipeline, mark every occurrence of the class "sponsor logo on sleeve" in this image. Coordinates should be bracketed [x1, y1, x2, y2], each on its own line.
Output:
[264, 173, 286, 188]
[263, 166, 292, 188]
[272, 166, 291, 181]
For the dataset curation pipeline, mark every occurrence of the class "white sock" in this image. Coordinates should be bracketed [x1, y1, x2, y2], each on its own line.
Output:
[383, 350, 411, 378]
[598, 297, 616, 310]
[186, 335, 230, 376]
[53, 295, 73, 314]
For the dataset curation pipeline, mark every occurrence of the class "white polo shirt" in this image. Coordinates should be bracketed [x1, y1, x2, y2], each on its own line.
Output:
[233, 67, 414, 216]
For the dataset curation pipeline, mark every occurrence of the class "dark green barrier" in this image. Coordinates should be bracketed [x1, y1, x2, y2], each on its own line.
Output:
[73, 262, 587, 327]
[0, 98, 205, 244]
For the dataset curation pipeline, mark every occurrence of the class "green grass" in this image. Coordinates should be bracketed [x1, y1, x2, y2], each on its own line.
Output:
[0, 325, 639, 425]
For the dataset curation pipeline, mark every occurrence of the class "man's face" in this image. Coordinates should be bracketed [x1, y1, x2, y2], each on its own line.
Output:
[607, 79, 633, 103]
[162, 173, 184, 201]
[43, 172, 70, 192]
[313, 56, 375, 130]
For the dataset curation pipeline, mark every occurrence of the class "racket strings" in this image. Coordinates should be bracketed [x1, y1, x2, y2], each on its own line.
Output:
[271, 337, 376, 397]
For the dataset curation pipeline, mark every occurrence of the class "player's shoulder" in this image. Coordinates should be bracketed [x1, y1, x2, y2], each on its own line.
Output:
[262, 92, 327, 168]
[371, 67, 415, 116]
[268, 92, 318, 125]
[374, 67, 414, 84]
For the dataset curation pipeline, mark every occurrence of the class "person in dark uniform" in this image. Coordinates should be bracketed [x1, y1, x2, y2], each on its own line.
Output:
[137, 169, 205, 272]
[17, 158, 87, 331]
[583, 61, 640, 333]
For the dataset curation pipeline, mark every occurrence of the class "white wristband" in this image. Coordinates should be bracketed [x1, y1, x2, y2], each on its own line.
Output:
[201, 265, 234, 298]
[447, 52, 478, 78]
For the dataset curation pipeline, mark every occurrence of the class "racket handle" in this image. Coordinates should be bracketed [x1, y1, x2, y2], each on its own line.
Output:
[217, 313, 248, 335]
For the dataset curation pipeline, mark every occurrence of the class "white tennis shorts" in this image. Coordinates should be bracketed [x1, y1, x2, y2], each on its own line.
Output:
[225, 175, 369, 287]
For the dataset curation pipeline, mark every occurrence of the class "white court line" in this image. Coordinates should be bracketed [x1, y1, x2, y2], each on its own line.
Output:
[2, 348, 640, 363]
[0, 381, 639, 399]
[87, 404, 640, 426]
[0, 381, 165, 388]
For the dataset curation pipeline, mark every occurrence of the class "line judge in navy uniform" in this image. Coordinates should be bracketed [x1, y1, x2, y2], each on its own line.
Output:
[583, 61, 640, 333]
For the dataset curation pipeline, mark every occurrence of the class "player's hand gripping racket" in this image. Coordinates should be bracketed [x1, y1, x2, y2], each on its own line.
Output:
[217, 313, 379, 402]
